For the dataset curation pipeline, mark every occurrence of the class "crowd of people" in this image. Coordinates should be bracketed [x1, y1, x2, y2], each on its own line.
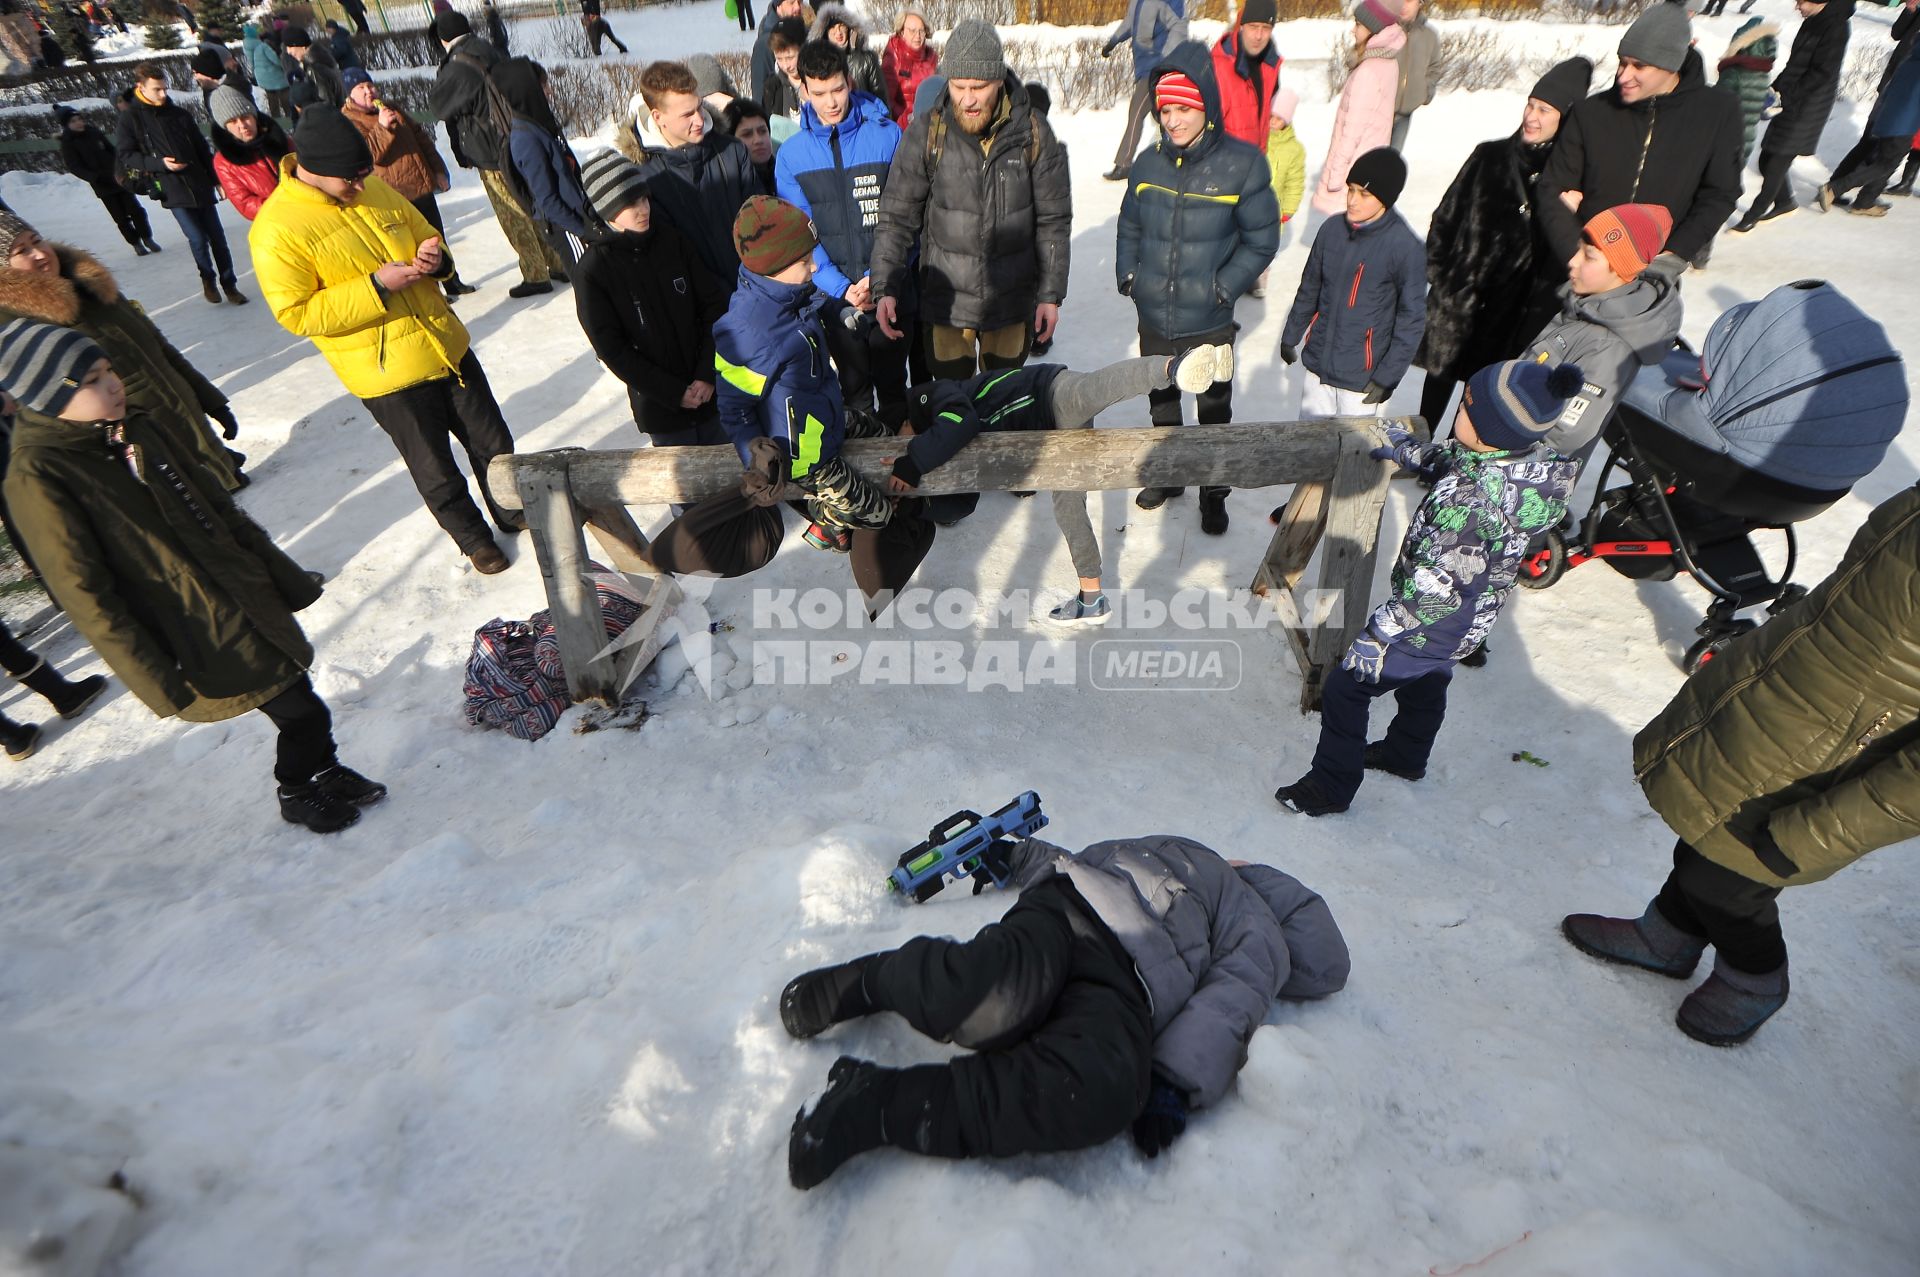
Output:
[0, 0, 1917, 1186]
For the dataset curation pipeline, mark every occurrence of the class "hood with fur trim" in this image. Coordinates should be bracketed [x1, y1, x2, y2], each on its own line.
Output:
[810, 2, 868, 45]
[0, 244, 121, 326]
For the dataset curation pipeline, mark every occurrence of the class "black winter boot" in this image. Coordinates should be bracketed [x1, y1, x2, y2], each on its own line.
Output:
[1363, 741, 1425, 781]
[315, 764, 387, 806]
[1560, 902, 1705, 979]
[1198, 487, 1229, 535]
[1677, 955, 1788, 1046]
[789, 1056, 892, 1189]
[1, 712, 40, 761]
[277, 782, 361, 833]
[20, 658, 107, 719]
[1134, 486, 1185, 511]
[1274, 775, 1347, 816]
[780, 955, 877, 1039]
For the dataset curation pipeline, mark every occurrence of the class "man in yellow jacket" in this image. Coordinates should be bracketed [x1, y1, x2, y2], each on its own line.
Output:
[251, 106, 522, 574]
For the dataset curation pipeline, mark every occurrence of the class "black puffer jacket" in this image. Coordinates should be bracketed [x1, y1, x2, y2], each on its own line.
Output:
[869, 75, 1072, 331]
[1537, 48, 1744, 265]
[1416, 132, 1557, 383]
[1762, 0, 1853, 158]
[58, 120, 122, 195]
[430, 34, 509, 170]
[114, 94, 216, 209]
[573, 222, 730, 437]
[624, 113, 761, 283]
[1116, 41, 1279, 341]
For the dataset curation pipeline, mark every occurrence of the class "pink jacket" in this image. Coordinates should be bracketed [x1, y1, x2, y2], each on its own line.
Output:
[1312, 23, 1404, 215]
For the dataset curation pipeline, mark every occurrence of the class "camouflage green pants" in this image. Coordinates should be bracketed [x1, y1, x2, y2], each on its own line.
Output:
[478, 168, 566, 284]
[799, 408, 893, 532]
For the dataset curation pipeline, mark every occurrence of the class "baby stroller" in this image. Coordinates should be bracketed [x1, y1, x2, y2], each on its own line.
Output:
[1518, 279, 1908, 673]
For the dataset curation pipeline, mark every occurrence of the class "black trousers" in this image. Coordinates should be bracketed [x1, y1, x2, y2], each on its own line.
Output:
[255, 674, 338, 786]
[361, 350, 520, 554]
[1140, 323, 1235, 498]
[736, 0, 756, 29]
[585, 15, 626, 54]
[93, 185, 151, 246]
[1654, 840, 1788, 974]
[826, 315, 911, 428]
[1307, 661, 1452, 805]
[1748, 148, 1796, 218]
[865, 876, 1154, 1159]
[0, 619, 38, 678]
[1829, 134, 1911, 208]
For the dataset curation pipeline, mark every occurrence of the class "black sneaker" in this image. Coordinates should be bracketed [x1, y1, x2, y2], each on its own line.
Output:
[315, 764, 387, 806]
[1363, 741, 1425, 782]
[133, 241, 151, 256]
[1135, 486, 1186, 511]
[507, 280, 554, 299]
[278, 782, 361, 833]
[141, 237, 163, 253]
[1274, 776, 1348, 816]
[1459, 641, 1489, 668]
[443, 276, 479, 296]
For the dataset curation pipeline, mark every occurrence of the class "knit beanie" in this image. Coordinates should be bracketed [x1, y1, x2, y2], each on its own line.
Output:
[1355, 0, 1398, 36]
[1270, 85, 1298, 123]
[283, 25, 311, 49]
[1462, 360, 1587, 452]
[582, 149, 652, 222]
[210, 85, 256, 127]
[942, 18, 1006, 83]
[189, 47, 226, 78]
[0, 209, 35, 256]
[733, 195, 817, 276]
[1240, 0, 1277, 24]
[1155, 70, 1205, 113]
[53, 103, 76, 126]
[0, 319, 109, 418]
[1528, 56, 1593, 115]
[433, 10, 472, 41]
[1583, 203, 1673, 282]
[293, 106, 374, 179]
[1346, 146, 1407, 208]
[341, 65, 372, 93]
[1618, 0, 1691, 73]
[687, 52, 737, 100]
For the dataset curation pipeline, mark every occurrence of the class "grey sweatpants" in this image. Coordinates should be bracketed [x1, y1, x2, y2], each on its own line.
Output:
[1044, 355, 1172, 580]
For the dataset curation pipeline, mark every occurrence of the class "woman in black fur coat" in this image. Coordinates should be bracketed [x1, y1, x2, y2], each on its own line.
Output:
[1414, 57, 1591, 432]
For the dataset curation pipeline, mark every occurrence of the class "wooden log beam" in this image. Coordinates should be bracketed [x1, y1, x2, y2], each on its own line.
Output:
[487, 418, 1425, 512]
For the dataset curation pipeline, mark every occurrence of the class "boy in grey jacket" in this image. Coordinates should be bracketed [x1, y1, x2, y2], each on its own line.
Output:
[781, 830, 1349, 1188]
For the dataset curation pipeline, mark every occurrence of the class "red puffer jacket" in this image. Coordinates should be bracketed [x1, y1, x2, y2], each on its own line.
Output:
[213, 151, 282, 221]
[880, 34, 939, 127]
[1210, 30, 1281, 150]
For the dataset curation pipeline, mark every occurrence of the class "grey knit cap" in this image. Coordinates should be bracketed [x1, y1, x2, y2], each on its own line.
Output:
[942, 18, 1005, 83]
[0, 209, 34, 256]
[686, 52, 737, 100]
[581, 149, 652, 221]
[1618, 1, 1692, 73]
[208, 84, 256, 126]
[0, 319, 109, 417]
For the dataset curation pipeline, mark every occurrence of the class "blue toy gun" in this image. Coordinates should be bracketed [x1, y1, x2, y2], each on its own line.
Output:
[886, 792, 1047, 903]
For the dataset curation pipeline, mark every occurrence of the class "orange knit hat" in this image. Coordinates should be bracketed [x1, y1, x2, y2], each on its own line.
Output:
[1582, 203, 1674, 282]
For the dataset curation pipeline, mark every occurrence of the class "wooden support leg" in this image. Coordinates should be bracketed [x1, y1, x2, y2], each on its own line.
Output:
[1300, 423, 1393, 712]
[1251, 480, 1329, 598]
[516, 456, 616, 705]
[583, 503, 655, 576]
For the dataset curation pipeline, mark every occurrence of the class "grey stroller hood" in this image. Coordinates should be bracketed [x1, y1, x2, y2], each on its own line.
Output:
[1622, 279, 1908, 493]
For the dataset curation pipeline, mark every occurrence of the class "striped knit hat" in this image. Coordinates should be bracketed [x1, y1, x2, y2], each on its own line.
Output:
[581, 149, 652, 222]
[1582, 203, 1673, 283]
[1462, 359, 1587, 452]
[1155, 70, 1205, 113]
[0, 318, 108, 417]
[0, 209, 33, 256]
[733, 195, 817, 276]
[1355, 0, 1398, 35]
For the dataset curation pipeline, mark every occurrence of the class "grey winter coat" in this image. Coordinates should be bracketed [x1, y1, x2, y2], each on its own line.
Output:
[1395, 13, 1441, 116]
[869, 75, 1072, 331]
[1118, 42, 1279, 341]
[1005, 834, 1351, 1109]
[1523, 272, 1683, 456]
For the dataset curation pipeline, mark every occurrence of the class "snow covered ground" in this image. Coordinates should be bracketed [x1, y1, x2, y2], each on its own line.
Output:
[3, 3, 1918, 1273]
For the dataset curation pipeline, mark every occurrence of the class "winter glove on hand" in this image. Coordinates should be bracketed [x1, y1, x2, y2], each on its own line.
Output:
[1748, 821, 1801, 880]
[1279, 343, 1298, 365]
[1341, 632, 1389, 684]
[1369, 425, 1438, 481]
[211, 404, 240, 440]
[1131, 1076, 1188, 1158]
[1119, 274, 1134, 298]
[1641, 252, 1688, 286]
[1361, 381, 1392, 405]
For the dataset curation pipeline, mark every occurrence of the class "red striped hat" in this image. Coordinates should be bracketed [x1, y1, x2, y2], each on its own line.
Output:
[1355, 0, 1399, 35]
[1155, 71, 1205, 113]
[1582, 203, 1673, 282]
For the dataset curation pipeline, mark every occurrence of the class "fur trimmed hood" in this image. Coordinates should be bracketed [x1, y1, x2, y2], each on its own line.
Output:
[810, 3, 867, 46]
[0, 244, 120, 326]
[1722, 19, 1779, 58]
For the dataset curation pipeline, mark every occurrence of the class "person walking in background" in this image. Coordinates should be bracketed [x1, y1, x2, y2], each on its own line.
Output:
[1818, 41, 1920, 216]
[1390, 0, 1438, 151]
[1103, 0, 1187, 181]
[735, 0, 758, 34]
[881, 6, 938, 127]
[1312, 0, 1403, 215]
[0, 619, 107, 762]
[340, 67, 475, 299]
[243, 21, 291, 119]
[497, 58, 603, 270]
[580, 0, 628, 56]
[339, 0, 371, 37]
[114, 66, 245, 305]
[1732, 0, 1852, 233]
[283, 27, 347, 109]
[483, 0, 511, 53]
[208, 84, 291, 221]
[54, 105, 157, 255]
[1714, 15, 1779, 166]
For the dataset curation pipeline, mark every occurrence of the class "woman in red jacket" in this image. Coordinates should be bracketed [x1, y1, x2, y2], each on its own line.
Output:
[880, 5, 938, 127]
[207, 85, 290, 221]
[1210, 0, 1282, 149]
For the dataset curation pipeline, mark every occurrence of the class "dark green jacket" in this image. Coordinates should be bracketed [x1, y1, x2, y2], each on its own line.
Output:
[0, 245, 238, 489]
[1634, 484, 1920, 887]
[1715, 19, 1780, 160]
[2, 409, 319, 722]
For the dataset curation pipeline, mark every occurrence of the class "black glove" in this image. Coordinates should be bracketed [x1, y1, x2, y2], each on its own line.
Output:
[890, 453, 923, 489]
[211, 404, 239, 440]
[1749, 821, 1801, 879]
[969, 838, 1016, 895]
[1279, 343, 1298, 365]
[1131, 1075, 1188, 1158]
[1360, 381, 1392, 405]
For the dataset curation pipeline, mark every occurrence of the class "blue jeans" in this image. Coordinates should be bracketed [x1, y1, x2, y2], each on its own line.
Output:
[1307, 661, 1453, 806]
[170, 203, 235, 288]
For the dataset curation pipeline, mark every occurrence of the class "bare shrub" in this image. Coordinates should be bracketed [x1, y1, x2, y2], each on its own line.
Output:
[1842, 44, 1891, 103]
[1004, 33, 1131, 110]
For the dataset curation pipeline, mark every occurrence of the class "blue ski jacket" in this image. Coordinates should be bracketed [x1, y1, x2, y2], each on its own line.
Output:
[508, 120, 596, 240]
[774, 91, 902, 301]
[713, 268, 848, 477]
[1282, 206, 1427, 393]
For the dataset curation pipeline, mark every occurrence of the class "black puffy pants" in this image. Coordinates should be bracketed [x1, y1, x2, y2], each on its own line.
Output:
[360, 351, 520, 554]
[865, 876, 1154, 1159]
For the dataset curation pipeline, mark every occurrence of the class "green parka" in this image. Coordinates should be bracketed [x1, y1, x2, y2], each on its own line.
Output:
[1634, 484, 1920, 888]
[0, 245, 239, 490]
[1715, 19, 1780, 161]
[2, 408, 320, 723]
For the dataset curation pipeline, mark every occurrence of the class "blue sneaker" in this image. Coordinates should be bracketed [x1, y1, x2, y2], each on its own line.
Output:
[1048, 593, 1111, 625]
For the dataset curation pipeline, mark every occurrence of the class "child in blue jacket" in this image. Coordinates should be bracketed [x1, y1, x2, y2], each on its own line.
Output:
[713, 195, 892, 551]
[1275, 359, 1583, 817]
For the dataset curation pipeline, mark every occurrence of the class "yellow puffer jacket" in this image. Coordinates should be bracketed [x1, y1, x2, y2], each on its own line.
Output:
[249, 156, 469, 399]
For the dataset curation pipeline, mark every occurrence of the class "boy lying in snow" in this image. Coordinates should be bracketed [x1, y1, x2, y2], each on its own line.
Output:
[780, 831, 1349, 1188]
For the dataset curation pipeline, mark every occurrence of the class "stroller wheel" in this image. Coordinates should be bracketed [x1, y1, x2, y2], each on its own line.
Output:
[1517, 530, 1569, 590]
[1682, 623, 1754, 675]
